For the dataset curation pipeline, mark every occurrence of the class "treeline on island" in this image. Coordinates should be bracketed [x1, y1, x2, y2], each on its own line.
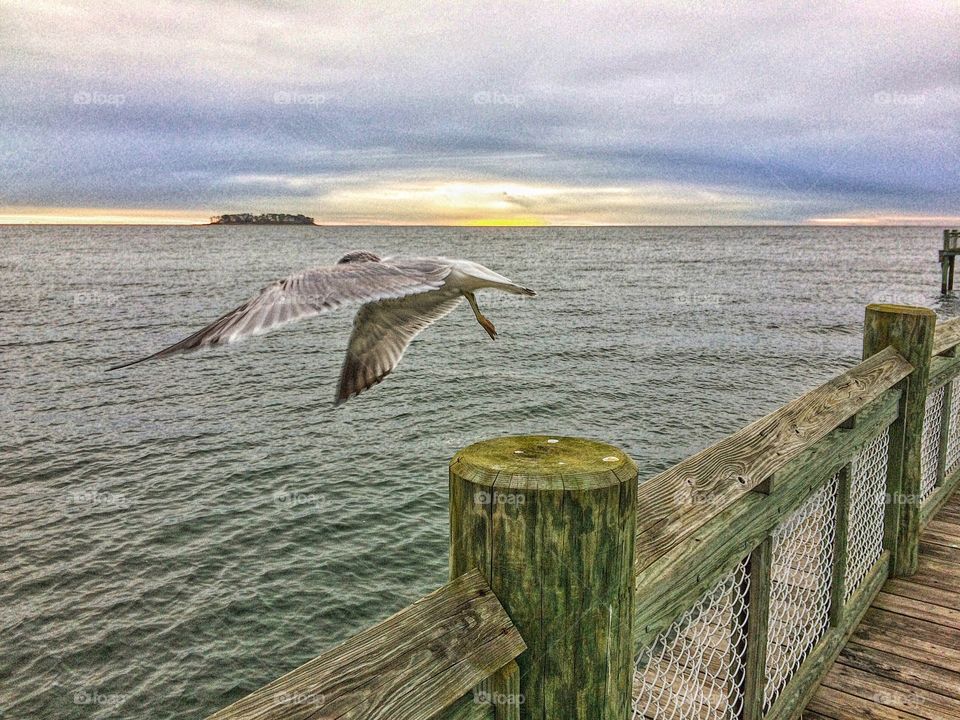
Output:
[209, 213, 315, 225]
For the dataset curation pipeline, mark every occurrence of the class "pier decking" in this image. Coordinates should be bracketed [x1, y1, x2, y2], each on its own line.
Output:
[804, 490, 960, 720]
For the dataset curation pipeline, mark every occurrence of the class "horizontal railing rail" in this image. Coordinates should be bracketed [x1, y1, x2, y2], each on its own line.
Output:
[634, 344, 913, 574]
[932, 315, 960, 356]
[632, 386, 901, 651]
[205, 570, 525, 720]
[927, 352, 960, 390]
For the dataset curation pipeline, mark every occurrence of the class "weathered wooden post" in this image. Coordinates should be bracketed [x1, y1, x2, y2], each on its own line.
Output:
[449, 435, 638, 720]
[863, 304, 936, 576]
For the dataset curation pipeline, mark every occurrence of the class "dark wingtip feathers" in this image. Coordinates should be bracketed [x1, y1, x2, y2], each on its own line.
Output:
[333, 362, 392, 407]
[106, 355, 153, 371]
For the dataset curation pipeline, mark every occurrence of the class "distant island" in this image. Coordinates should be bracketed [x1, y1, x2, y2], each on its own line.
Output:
[209, 213, 315, 225]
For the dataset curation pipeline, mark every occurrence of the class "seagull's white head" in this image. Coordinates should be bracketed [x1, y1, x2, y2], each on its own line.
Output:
[337, 250, 382, 264]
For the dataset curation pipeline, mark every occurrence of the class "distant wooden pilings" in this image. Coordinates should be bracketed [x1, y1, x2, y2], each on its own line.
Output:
[940, 229, 960, 294]
[204, 303, 960, 720]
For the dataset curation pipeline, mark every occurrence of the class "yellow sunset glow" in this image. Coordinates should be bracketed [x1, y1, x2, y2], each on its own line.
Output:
[1, 193, 957, 228]
[464, 217, 547, 227]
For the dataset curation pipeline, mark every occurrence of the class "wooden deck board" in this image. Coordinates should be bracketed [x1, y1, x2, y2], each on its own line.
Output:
[804, 492, 960, 719]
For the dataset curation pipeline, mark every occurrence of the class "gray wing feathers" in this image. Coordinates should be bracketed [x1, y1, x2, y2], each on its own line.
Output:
[336, 291, 463, 405]
[108, 260, 450, 370]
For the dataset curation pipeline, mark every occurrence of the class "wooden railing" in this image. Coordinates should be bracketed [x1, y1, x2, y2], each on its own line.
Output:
[205, 303, 960, 720]
[206, 570, 525, 720]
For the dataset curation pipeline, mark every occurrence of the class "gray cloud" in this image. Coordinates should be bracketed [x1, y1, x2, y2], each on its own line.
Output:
[1, 0, 957, 222]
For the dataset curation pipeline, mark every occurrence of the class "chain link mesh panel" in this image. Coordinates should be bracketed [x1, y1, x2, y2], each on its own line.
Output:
[632, 558, 750, 720]
[844, 429, 889, 601]
[920, 385, 946, 502]
[945, 381, 960, 478]
[763, 473, 839, 713]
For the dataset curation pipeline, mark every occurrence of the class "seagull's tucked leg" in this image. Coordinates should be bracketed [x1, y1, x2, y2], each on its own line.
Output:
[464, 291, 498, 340]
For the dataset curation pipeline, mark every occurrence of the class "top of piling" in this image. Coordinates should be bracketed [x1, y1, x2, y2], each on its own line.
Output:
[451, 435, 637, 490]
[865, 303, 937, 317]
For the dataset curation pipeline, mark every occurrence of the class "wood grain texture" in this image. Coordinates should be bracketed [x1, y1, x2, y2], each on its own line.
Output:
[928, 354, 960, 391]
[634, 345, 912, 573]
[933, 316, 960, 356]
[634, 389, 899, 649]
[837, 642, 960, 701]
[429, 694, 494, 720]
[863, 304, 936, 577]
[820, 662, 960, 720]
[205, 570, 525, 720]
[923, 521, 960, 550]
[926, 516, 960, 538]
[450, 435, 638, 720]
[743, 538, 772, 720]
[490, 661, 521, 720]
[852, 609, 960, 668]
[918, 537, 960, 563]
[830, 463, 854, 627]
[871, 591, 960, 631]
[806, 685, 926, 720]
[434, 661, 520, 720]
[883, 577, 960, 612]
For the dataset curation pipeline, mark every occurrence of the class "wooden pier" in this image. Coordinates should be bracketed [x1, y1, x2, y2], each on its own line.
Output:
[940, 229, 960, 294]
[804, 490, 960, 719]
[204, 302, 960, 720]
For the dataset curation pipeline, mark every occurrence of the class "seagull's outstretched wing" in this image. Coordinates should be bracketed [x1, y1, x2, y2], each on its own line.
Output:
[108, 259, 451, 370]
[336, 291, 463, 405]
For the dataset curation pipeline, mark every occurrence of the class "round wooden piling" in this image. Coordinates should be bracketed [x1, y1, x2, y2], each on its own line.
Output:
[449, 435, 638, 720]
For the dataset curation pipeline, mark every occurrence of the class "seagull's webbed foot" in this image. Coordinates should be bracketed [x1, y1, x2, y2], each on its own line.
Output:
[477, 315, 498, 340]
[464, 291, 498, 340]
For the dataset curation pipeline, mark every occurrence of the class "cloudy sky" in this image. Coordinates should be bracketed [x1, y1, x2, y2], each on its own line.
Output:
[1, 0, 958, 224]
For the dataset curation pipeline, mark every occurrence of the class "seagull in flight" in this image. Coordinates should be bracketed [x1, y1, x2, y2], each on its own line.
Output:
[108, 251, 536, 405]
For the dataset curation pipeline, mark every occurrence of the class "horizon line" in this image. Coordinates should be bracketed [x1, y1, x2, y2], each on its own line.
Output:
[1, 222, 957, 229]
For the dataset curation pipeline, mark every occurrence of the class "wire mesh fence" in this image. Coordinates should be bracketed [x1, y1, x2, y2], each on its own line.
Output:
[632, 558, 750, 720]
[844, 429, 889, 601]
[920, 385, 946, 502]
[763, 472, 839, 713]
[946, 381, 960, 479]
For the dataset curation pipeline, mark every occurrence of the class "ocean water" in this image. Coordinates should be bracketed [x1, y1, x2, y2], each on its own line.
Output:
[1, 225, 954, 719]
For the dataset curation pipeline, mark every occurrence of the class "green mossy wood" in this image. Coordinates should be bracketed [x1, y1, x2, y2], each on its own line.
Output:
[863, 304, 936, 576]
[449, 436, 638, 720]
